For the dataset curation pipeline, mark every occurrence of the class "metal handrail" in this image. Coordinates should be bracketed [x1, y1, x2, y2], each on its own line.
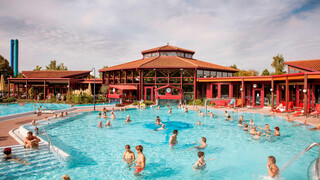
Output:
[37, 122, 57, 153]
[205, 99, 216, 115]
[280, 142, 320, 179]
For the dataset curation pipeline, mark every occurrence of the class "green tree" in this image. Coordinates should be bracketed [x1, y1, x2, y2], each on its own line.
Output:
[261, 68, 270, 76]
[247, 69, 259, 76]
[229, 64, 238, 70]
[0, 55, 14, 81]
[46, 60, 68, 70]
[271, 54, 285, 75]
[99, 85, 109, 95]
[33, 65, 42, 71]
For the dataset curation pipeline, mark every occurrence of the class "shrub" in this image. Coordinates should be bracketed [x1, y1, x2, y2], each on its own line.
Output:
[4, 97, 17, 103]
[132, 101, 139, 105]
[28, 87, 35, 99]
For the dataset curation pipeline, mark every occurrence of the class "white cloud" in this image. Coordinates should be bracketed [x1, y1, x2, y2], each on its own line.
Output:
[0, 0, 319, 74]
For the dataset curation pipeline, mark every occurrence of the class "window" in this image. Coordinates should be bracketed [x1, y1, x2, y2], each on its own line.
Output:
[204, 70, 210, 78]
[217, 72, 222, 77]
[295, 70, 301, 73]
[289, 68, 295, 74]
[177, 52, 184, 57]
[211, 71, 217, 77]
[228, 73, 233, 77]
[152, 52, 159, 57]
[160, 52, 166, 56]
[185, 53, 192, 58]
[223, 72, 228, 77]
[197, 70, 204, 78]
[144, 53, 151, 58]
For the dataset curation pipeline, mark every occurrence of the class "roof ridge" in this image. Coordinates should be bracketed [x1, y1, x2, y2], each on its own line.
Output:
[286, 58, 320, 62]
[176, 56, 199, 68]
[190, 58, 238, 71]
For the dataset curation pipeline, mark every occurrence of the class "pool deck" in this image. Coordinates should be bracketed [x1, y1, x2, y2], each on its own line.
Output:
[0, 105, 319, 147]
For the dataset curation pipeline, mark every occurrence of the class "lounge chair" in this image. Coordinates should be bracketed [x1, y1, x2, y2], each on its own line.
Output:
[310, 104, 320, 117]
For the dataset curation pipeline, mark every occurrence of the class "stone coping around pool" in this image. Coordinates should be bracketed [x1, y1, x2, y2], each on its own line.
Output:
[9, 118, 72, 161]
[0, 111, 36, 122]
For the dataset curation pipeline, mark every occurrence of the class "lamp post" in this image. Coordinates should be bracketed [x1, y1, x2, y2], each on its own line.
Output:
[92, 68, 96, 111]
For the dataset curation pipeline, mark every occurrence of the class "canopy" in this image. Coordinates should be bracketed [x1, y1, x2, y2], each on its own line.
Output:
[109, 85, 137, 91]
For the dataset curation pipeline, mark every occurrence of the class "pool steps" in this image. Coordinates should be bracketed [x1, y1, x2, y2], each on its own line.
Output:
[0, 143, 63, 179]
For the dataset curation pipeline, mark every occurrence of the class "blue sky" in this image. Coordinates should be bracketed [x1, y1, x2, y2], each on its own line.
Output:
[0, 0, 319, 74]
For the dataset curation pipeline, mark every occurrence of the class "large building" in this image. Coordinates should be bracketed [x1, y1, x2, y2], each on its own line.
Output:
[99, 45, 238, 103]
[7, 44, 320, 116]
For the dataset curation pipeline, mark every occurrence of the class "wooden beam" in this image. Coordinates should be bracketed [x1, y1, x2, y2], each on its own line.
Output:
[271, 78, 274, 110]
[304, 74, 308, 116]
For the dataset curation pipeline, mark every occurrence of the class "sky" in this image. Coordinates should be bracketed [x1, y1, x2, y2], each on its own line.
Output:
[0, 0, 319, 74]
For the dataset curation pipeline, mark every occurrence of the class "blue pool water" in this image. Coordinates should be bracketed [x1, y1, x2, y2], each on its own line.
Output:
[3, 107, 320, 179]
[0, 103, 70, 117]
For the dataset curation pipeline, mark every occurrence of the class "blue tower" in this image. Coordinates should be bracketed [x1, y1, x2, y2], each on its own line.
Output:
[10, 39, 19, 77]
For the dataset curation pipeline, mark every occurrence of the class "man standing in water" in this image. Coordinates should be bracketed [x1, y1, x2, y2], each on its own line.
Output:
[267, 156, 279, 178]
[132, 145, 145, 175]
[169, 130, 178, 146]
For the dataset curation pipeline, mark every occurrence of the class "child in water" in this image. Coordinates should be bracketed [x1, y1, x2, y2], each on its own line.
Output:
[123, 145, 135, 167]
[192, 151, 214, 171]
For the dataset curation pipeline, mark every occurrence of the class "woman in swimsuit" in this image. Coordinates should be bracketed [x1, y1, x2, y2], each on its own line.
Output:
[103, 112, 109, 118]
[192, 151, 214, 171]
[123, 145, 135, 167]
[2, 147, 30, 165]
[125, 115, 132, 123]
[97, 121, 102, 128]
[105, 120, 112, 126]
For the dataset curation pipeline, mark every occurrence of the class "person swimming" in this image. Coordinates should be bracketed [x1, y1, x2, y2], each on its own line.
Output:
[2, 147, 30, 165]
[98, 121, 102, 128]
[156, 124, 168, 131]
[249, 126, 258, 135]
[105, 120, 112, 126]
[103, 112, 109, 118]
[192, 151, 214, 171]
[111, 111, 116, 119]
[126, 115, 132, 123]
[156, 106, 160, 110]
[184, 107, 188, 113]
[168, 108, 172, 114]
[169, 130, 178, 146]
[193, 137, 207, 150]
[309, 124, 320, 131]
[293, 119, 309, 127]
[243, 124, 249, 131]
[253, 131, 262, 139]
[249, 119, 255, 126]
[123, 145, 135, 167]
[238, 121, 243, 127]
[196, 121, 202, 125]
[240, 115, 245, 121]
[274, 127, 280, 136]
[155, 116, 162, 125]
[225, 111, 230, 117]
[258, 124, 271, 133]
[286, 115, 293, 123]
[225, 115, 232, 121]
[97, 113, 101, 118]
[209, 111, 214, 118]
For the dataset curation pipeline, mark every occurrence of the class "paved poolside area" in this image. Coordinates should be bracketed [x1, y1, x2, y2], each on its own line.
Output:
[0, 105, 319, 147]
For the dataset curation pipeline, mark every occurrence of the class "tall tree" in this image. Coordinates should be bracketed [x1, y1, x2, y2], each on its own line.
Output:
[229, 64, 238, 70]
[247, 69, 259, 76]
[261, 68, 270, 76]
[271, 54, 285, 75]
[46, 60, 68, 70]
[0, 55, 14, 81]
[33, 65, 42, 71]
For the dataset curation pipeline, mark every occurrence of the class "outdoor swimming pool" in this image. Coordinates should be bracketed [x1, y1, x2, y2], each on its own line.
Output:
[2, 107, 320, 179]
[0, 103, 70, 117]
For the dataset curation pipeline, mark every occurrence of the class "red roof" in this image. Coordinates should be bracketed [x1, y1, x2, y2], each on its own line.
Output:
[109, 85, 137, 90]
[22, 71, 91, 78]
[141, 45, 195, 54]
[285, 59, 320, 72]
[99, 56, 238, 72]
